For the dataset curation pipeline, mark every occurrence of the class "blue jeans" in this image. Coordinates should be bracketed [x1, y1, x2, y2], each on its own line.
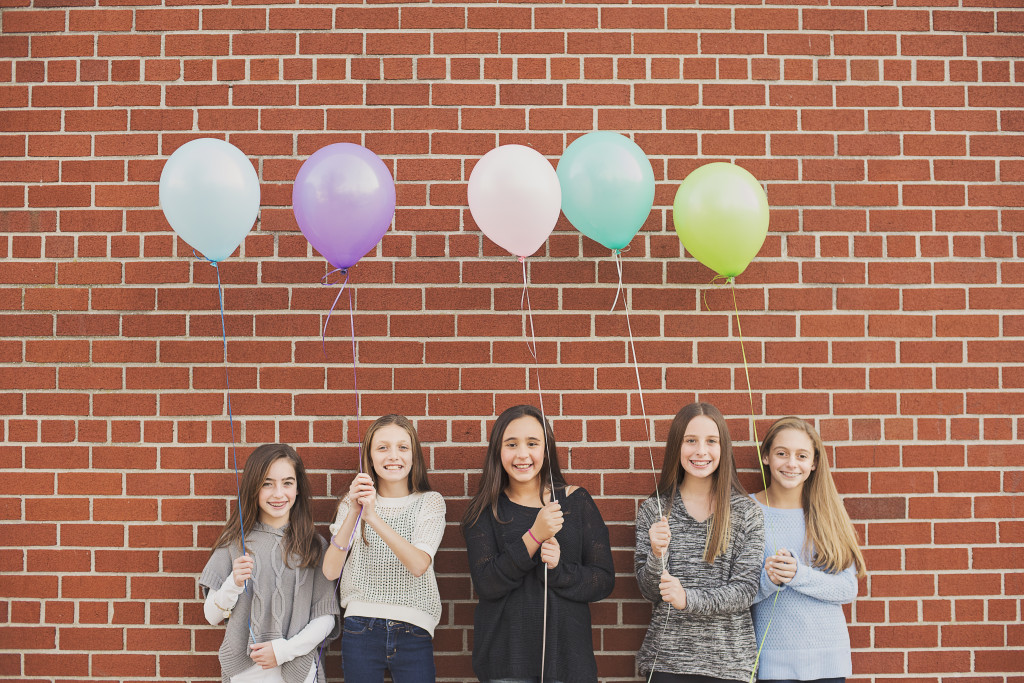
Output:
[341, 616, 435, 683]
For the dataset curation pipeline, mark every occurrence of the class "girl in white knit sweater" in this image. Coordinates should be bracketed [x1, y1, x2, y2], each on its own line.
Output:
[322, 415, 446, 683]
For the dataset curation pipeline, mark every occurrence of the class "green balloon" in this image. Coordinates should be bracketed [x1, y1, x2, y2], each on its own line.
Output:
[557, 131, 656, 251]
[672, 162, 769, 279]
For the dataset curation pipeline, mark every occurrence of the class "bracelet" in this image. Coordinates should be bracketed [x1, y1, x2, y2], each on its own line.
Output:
[330, 534, 351, 552]
[527, 528, 540, 545]
[212, 596, 232, 619]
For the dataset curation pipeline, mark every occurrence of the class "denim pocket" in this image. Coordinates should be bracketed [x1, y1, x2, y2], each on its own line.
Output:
[408, 623, 431, 639]
[343, 615, 371, 635]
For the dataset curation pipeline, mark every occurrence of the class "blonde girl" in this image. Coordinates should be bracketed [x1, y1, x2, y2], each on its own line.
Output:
[634, 402, 765, 682]
[322, 415, 445, 683]
[462, 404, 614, 683]
[200, 444, 340, 683]
[752, 417, 867, 683]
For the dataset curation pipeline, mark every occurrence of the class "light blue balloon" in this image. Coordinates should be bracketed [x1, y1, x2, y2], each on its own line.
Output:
[556, 131, 656, 251]
[159, 138, 260, 263]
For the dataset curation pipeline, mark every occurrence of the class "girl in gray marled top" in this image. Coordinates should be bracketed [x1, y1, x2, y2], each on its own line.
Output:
[634, 403, 765, 683]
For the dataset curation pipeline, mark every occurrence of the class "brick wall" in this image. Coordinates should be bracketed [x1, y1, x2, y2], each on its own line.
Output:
[1, 1, 1022, 681]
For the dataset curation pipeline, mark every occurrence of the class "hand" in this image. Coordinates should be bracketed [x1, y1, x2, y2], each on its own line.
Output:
[231, 553, 253, 587]
[249, 641, 278, 668]
[348, 473, 376, 518]
[540, 537, 560, 569]
[531, 501, 563, 541]
[659, 571, 686, 610]
[649, 516, 671, 558]
[766, 548, 797, 585]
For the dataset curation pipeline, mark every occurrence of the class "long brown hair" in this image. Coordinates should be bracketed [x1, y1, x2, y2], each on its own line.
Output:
[760, 417, 867, 578]
[655, 402, 746, 563]
[211, 444, 320, 569]
[358, 414, 431, 544]
[462, 404, 566, 530]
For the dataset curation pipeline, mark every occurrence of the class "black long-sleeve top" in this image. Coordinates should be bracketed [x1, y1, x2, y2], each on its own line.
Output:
[463, 486, 615, 682]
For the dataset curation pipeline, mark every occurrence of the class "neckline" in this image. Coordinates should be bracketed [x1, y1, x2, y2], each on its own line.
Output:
[502, 487, 573, 509]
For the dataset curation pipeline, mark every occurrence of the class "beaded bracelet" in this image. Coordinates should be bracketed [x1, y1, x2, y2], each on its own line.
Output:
[330, 534, 351, 552]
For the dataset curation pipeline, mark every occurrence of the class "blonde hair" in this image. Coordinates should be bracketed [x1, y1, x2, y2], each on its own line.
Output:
[760, 417, 867, 578]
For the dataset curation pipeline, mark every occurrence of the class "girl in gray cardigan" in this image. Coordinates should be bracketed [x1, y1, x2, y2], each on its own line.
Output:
[200, 444, 340, 683]
[634, 403, 765, 683]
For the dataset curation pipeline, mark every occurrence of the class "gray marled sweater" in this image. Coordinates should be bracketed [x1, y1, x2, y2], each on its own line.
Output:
[634, 492, 765, 681]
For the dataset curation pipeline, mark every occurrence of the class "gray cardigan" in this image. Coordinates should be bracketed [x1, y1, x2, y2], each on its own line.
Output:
[199, 523, 340, 683]
[634, 491, 765, 681]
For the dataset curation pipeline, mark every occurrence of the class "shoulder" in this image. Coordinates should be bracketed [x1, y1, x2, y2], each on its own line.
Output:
[421, 490, 446, 508]
[730, 493, 763, 521]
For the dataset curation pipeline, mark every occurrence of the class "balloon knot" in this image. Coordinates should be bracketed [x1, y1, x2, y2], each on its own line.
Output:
[517, 256, 526, 264]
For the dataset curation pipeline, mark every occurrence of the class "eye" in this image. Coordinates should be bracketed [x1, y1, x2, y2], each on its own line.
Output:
[262, 481, 272, 488]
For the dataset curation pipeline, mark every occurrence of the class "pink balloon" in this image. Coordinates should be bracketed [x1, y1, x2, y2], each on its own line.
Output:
[468, 145, 561, 258]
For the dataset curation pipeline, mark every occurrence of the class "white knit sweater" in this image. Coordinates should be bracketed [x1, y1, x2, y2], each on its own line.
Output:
[330, 491, 446, 636]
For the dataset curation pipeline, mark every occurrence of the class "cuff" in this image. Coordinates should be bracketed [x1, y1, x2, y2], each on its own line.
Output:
[270, 637, 292, 665]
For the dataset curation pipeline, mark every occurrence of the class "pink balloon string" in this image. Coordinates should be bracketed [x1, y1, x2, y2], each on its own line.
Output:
[518, 255, 555, 681]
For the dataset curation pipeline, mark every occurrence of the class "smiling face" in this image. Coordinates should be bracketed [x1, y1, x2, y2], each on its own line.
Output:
[679, 414, 722, 481]
[369, 424, 414, 493]
[764, 427, 816, 493]
[500, 415, 546, 488]
[258, 457, 297, 528]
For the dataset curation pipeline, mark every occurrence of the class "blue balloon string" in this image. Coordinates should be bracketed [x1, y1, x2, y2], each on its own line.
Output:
[203, 255, 255, 645]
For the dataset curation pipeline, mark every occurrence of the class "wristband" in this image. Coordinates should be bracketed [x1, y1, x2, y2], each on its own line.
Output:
[527, 528, 540, 545]
[330, 534, 350, 552]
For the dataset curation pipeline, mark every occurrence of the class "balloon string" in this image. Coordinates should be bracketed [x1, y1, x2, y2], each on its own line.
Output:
[612, 251, 662, 523]
[727, 279, 780, 683]
[207, 259, 256, 646]
[519, 255, 554, 682]
[320, 268, 351, 359]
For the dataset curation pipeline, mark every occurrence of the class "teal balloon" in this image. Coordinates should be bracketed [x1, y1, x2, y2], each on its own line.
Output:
[672, 162, 769, 279]
[159, 138, 260, 263]
[557, 131, 655, 251]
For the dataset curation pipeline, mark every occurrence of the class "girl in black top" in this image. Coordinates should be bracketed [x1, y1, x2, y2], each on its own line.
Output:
[462, 405, 615, 683]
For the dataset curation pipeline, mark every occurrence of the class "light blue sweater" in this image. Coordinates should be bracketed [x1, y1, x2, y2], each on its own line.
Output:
[751, 498, 859, 680]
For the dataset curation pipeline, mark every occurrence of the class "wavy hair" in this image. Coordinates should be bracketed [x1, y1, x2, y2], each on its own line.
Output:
[760, 416, 867, 578]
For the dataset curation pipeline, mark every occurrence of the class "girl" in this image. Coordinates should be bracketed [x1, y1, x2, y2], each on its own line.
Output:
[751, 417, 867, 683]
[462, 404, 614, 683]
[322, 414, 446, 682]
[199, 444, 340, 683]
[634, 402, 765, 683]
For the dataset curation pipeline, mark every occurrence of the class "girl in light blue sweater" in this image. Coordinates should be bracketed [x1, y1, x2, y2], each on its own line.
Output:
[751, 417, 867, 683]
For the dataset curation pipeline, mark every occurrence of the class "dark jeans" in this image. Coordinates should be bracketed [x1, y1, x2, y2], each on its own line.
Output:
[341, 616, 435, 683]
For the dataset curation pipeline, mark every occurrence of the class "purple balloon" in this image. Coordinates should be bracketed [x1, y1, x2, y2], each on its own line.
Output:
[292, 143, 396, 270]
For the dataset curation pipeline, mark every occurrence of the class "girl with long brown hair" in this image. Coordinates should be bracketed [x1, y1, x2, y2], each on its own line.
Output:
[462, 404, 614, 682]
[751, 417, 867, 683]
[322, 415, 445, 682]
[634, 402, 765, 682]
[199, 444, 340, 683]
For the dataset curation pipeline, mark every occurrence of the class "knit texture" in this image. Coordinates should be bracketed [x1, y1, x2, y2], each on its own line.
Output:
[751, 499, 859, 680]
[463, 486, 614, 683]
[199, 524, 341, 683]
[331, 491, 446, 635]
[635, 492, 764, 682]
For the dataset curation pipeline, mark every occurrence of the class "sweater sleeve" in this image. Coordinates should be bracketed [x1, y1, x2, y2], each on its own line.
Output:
[464, 508, 539, 601]
[203, 572, 245, 625]
[754, 563, 785, 604]
[412, 492, 447, 558]
[548, 488, 615, 603]
[788, 557, 859, 604]
[683, 499, 764, 616]
[270, 614, 335, 664]
[634, 496, 666, 604]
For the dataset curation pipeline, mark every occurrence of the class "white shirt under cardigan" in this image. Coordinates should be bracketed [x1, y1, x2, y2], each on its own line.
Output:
[751, 497, 859, 680]
[330, 490, 446, 636]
